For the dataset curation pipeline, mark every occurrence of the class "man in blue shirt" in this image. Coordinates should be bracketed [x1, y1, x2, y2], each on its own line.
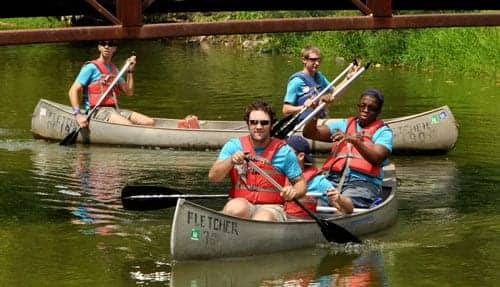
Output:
[303, 89, 393, 208]
[282, 45, 358, 120]
[68, 40, 154, 128]
[208, 100, 307, 222]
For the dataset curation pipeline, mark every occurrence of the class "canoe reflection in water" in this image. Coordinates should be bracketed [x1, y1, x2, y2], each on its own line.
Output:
[167, 248, 388, 287]
[286, 251, 388, 287]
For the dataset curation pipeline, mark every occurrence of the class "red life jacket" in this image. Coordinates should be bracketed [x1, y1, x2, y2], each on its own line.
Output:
[229, 136, 287, 204]
[86, 60, 121, 107]
[284, 165, 322, 217]
[322, 117, 385, 177]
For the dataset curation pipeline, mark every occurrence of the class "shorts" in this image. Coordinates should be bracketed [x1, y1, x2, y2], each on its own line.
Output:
[91, 107, 133, 122]
[247, 203, 287, 222]
[339, 180, 381, 208]
[327, 172, 381, 208]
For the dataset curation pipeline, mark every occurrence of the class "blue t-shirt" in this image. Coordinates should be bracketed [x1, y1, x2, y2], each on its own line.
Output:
[217, 138, 303, 181]
[326, 118, 393, 185]
[283, 71, 330, 105]
[306, 172, 335, 206]
[75, 62, 125, 109]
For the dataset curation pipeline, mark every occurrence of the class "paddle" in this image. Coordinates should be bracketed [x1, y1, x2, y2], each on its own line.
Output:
[284, 61, 371, 138]
[272, 60, 357, 139]
[121, 184, 227, 211]
[244, 158, 362, 244]
[60, 52, 135, 146]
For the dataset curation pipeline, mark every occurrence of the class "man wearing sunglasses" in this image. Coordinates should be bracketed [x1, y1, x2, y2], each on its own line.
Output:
[68, 40, 154, 128]
[303, 89, 393, 209]
[282, 45, 357, 121]
[208, 100, 307, 222]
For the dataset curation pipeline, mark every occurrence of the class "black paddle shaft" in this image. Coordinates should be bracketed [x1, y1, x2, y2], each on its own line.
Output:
[121, 184, 227, 211]
[244, 158, 362, 244]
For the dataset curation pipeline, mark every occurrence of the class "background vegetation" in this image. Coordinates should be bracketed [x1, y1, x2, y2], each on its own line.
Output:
[1, 11, 498, 76]
[183, 11, 499, 77]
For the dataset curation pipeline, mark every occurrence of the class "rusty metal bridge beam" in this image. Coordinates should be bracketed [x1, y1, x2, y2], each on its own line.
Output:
[1, 13, 499, 46]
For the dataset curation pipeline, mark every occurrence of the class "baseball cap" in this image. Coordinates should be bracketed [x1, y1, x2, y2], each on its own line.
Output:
[286, 135, 314, 164]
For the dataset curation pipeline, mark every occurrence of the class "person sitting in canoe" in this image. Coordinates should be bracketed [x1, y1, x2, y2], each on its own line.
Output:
[282, 45, 358, 120]
[284, 135, 353, 217]
[208, 100, 307, 222]
[303, 88, 393, 209]
[68, 39, 154, 128]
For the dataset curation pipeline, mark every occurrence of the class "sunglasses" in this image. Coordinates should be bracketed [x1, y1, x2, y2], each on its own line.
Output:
[306, 57, 321, 62]
[98, 40, 118, 47]
[248, 120, 271, 126]
[357, 103, 380, 113]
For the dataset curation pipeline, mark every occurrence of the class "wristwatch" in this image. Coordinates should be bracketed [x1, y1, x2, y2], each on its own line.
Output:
[72, 107, 81, 115]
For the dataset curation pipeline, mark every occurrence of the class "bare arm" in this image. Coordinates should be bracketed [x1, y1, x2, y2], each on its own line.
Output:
[282, 97, 314, 116]
[333, 131, 390, 165]
[303, 118, 332, 142]
[208, 158, 234, 182]
[68, 81, 83, 109]
[281, 175, 307, 201]
[68, 81, 88, 128]
[119, 55, 136, 97]
[327, 188, 354, 214]
[208, 150, 247, 182]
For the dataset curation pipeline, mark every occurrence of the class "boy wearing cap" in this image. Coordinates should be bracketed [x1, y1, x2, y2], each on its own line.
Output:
[303, 88, 393, 208]
[68, 40, 154, 128]
[284, 135, 353, 216]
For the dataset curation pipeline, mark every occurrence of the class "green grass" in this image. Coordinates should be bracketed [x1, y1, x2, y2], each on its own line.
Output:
[0, 17, 67, 30]
[173, 11, 498, 76]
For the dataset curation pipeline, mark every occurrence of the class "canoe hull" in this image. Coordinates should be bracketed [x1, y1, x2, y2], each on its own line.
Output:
[170, 165, 397, 261]
[31, 99, 458, 154]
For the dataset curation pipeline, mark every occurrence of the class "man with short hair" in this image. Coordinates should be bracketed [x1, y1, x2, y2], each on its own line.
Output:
[68, 39, 154, 128]
[282, 45, 358, 120]
[208, 100, 307, 222]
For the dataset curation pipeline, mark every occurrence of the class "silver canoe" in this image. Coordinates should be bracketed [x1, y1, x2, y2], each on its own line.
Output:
[31, 98, 458, 154]
[170, 164, 397, 260]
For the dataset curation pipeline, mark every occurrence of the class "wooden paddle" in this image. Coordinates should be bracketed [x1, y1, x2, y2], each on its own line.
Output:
[272, 60, 357, 139]
[121, 184, 227, 211]
[244, 158, 362, 244]
[60, 52, 135, 146]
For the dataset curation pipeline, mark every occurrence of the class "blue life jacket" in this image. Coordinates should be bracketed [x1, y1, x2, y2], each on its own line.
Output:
[287, 71, 328, 120]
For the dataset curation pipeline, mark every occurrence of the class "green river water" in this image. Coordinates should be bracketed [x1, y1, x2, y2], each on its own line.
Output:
[0, 40, 499, 286]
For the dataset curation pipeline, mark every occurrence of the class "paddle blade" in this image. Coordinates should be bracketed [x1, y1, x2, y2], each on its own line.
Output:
[273, 116, 301, 139]
[121, 185, 181, 211]
[292, 198, 362, 244]
[319, 219, 362, 244]
[271, 113, 294, 137]
[59, 128, 80, 146]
